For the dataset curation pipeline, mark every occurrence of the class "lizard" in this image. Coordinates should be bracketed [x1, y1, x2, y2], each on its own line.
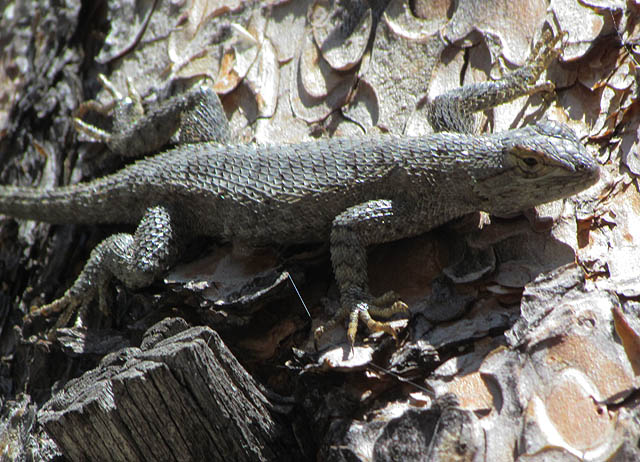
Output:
[0, 29, 599, 346]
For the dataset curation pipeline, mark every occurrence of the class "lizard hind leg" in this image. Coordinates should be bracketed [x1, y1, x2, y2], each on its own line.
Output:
[75, 76, 230, 158]
[24, 205, 181, 338]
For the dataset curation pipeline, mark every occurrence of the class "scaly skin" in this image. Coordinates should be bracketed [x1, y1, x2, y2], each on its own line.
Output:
[0, 29, 599, 345]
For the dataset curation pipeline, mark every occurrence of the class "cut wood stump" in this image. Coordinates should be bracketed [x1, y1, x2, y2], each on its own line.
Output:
[38, 318, 302, 461]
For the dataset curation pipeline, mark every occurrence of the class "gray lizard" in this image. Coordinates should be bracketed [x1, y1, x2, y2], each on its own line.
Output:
[0, 30, 599, 345]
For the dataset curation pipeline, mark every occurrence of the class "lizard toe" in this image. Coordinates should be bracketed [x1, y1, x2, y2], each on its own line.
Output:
[314, 291, 410, 349]
[350, 299, 409, 346]
[23, 291, 91, 340]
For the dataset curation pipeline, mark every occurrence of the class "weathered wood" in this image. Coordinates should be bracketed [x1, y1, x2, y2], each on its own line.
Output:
[38, 318, 301, 461]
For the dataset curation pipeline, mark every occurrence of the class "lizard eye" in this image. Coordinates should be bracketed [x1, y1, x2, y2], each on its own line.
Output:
[517, 155, 544, 174]
[510, 146, 545, 175]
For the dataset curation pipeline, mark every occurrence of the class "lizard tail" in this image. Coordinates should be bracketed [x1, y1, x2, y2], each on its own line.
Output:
[0, 183, 139, 225]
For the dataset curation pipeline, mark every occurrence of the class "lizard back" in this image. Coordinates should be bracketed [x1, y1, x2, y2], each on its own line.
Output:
[0, 122, 598, 246]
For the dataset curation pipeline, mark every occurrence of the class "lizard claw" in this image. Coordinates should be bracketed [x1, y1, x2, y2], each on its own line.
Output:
[314, 290, 410, 349]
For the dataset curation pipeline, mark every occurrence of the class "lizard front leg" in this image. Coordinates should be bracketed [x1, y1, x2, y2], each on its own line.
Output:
[26, 205, 180, 337]
[427, 28, 565, 133]
[316, 199, 414, 347]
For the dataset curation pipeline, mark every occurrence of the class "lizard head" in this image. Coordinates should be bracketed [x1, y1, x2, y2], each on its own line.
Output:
[475, 120, 600, 217]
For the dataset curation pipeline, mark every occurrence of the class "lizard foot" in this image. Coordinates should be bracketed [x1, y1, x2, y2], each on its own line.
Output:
[521, 28, 567, 97]
[74, 73, 144, 144]
[22, 279, 108, 340]
[529, 28, 566, 70]
[24, 295, 83, 340]
[314, 290, 410, 349]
